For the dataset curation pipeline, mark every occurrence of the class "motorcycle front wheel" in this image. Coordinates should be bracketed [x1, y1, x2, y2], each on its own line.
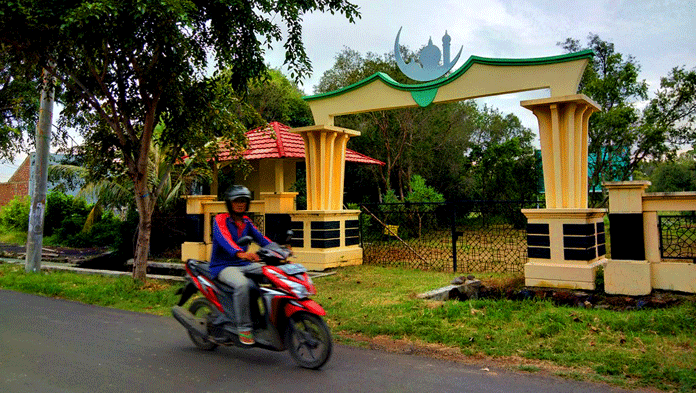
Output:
[188, 297, 219, 351]
[285, 312, 333, 369]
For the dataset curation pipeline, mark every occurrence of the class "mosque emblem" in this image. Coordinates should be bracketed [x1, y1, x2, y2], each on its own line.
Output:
[394, 27, 463, 82]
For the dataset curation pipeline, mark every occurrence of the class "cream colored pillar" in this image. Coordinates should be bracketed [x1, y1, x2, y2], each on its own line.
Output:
[291, 125, 360, 211]
[521, 94, 600, 209]
[521, 94, 606, 290]
[289, 125, 363, 271]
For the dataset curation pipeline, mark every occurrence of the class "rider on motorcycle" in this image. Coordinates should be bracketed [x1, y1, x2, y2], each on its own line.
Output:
[209, 185, 271, 345]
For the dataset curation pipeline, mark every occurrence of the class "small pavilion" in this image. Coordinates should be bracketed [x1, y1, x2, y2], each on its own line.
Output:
[219, 121, 383, 203]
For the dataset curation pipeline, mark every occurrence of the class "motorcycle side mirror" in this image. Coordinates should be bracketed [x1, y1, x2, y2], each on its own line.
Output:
[237, 236, 253, 247]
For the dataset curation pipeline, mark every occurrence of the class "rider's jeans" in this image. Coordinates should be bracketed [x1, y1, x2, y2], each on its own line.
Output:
[218, 263, 263, 331]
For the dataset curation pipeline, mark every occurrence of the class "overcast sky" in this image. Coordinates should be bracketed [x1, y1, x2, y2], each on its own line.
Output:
[1, 0, 694, 181]
[266, 0, 695, 128]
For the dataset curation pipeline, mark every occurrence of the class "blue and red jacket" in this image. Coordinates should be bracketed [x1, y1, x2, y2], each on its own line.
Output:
[209, 213, 271, 278]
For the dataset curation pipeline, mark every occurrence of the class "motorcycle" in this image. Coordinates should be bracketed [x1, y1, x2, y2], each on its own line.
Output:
[171, 235, 332, 369]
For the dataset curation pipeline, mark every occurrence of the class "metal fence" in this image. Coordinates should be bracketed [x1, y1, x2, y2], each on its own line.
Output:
[659, 213, 696, 262]
[358, 200, 538, 273]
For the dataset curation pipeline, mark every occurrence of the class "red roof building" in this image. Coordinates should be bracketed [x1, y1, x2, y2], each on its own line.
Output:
[214, 122, 382, 207]
[217, 121, 384, 166]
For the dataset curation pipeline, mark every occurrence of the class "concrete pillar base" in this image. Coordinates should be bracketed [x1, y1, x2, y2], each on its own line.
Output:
[290, 247, 363, 271]
[525, 259, 606, 290]
[522, 208, 607, 290]
[604, 259, 651, 295]
[652, 262, 696, 293]
[288, 210, 363, 271]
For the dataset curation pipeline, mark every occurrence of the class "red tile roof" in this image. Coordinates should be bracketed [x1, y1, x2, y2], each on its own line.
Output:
[218, 122, 384, 166]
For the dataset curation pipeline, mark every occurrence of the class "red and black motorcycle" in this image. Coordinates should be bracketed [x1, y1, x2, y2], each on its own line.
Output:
[172, 236, 332, 369]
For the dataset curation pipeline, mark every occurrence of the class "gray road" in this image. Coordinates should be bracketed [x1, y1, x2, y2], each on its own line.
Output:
[1, 290, 641, 393]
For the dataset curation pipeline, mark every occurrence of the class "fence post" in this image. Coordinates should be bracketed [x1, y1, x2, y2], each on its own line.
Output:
[358, 205, 364, 249]
[451, 203, 457, 272]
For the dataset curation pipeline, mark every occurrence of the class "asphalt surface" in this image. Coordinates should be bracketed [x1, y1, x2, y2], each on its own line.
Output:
[1, 290, 644, 393]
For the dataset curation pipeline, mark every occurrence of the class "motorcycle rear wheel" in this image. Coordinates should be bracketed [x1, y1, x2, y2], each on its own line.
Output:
[285, 312, 332, 369]
[188, 297, 219, 351]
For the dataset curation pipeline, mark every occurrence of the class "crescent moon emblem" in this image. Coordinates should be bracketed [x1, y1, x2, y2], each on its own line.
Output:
[394, 27, 463, 82]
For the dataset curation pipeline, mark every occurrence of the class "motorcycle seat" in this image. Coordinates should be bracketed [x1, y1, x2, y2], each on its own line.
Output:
[187, 259, 262, 292]
[187, 259, 216, 279]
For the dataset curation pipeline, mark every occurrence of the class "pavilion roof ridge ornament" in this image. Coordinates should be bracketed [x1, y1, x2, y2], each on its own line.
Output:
[394, 27, 463, 82]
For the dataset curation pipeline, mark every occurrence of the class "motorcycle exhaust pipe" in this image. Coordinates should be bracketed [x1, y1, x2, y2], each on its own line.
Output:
[172, 306, 208, 338]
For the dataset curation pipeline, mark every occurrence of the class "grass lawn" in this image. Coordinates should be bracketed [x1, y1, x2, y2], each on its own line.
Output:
[0, 262, 694, 392]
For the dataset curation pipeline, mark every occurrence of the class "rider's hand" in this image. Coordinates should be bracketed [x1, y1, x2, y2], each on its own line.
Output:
[237, 251, 260, 261]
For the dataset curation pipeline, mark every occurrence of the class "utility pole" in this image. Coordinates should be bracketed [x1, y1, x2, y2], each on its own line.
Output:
[25, 67, 55, 273]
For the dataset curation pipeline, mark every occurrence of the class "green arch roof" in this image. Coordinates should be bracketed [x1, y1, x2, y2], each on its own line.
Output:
[305, 49, 594, 102]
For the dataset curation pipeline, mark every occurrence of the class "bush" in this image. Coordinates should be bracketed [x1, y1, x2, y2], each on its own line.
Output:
[0, 192, 93, 235]
[55, 213, 88, 241]
[0, 191, 130, 251]
[58, 210, 124, 248]
[0, 195, 31, 231]
[45, 191, 90, 236]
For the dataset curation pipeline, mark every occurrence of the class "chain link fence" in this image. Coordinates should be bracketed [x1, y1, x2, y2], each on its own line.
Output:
[358, 200, 539, 273]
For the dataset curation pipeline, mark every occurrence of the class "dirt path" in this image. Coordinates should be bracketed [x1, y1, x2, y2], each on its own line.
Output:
[0, 243, 110, 263]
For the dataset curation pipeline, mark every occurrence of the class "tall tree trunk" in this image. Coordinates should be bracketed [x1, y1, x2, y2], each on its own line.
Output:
[132, 177, 153, 281]
[133, 211, 153, 281]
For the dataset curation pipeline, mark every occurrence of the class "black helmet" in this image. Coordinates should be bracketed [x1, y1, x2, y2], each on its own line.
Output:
[224, 185, 251, 214]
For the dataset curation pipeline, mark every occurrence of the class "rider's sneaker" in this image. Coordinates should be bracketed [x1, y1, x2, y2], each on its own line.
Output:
[238, 330, 255, 345]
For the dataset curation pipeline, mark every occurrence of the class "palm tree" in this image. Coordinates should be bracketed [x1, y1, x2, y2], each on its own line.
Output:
[49, 129, 211, 254]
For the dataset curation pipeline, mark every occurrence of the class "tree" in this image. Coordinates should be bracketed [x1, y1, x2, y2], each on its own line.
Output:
[646, 150, 696, 192]
[0, 46, 41, 161]
[559, 35, 695, 201]
[404, 174, 444, 238]
[246, 68, 313, 127]
[0, 0, 359, 280]
[640, 66, 696, 158]
[468, 106, 538, 201]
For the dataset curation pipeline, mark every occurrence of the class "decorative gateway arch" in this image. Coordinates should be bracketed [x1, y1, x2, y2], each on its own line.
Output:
[300, 46, 606, 289]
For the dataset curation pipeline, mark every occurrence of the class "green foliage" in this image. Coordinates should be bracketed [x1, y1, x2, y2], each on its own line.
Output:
[0, 47, 43, 161]
[378, 175, 444, 238]
[646, 152, 696, 192]
[247, 69, 313, 127]
[560, 35, 696, 201]
[0, 191, 124, 249]
[641, 67, 696, 153]
[382, 188, 400, 204]
[44, 191, 90, 236]
[466, 131, 539, 201]
[290, 164, 307, 210]
[405, 175, 445, 205]
[0, 195, 30, 231]
[59, 211, 123, 248]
